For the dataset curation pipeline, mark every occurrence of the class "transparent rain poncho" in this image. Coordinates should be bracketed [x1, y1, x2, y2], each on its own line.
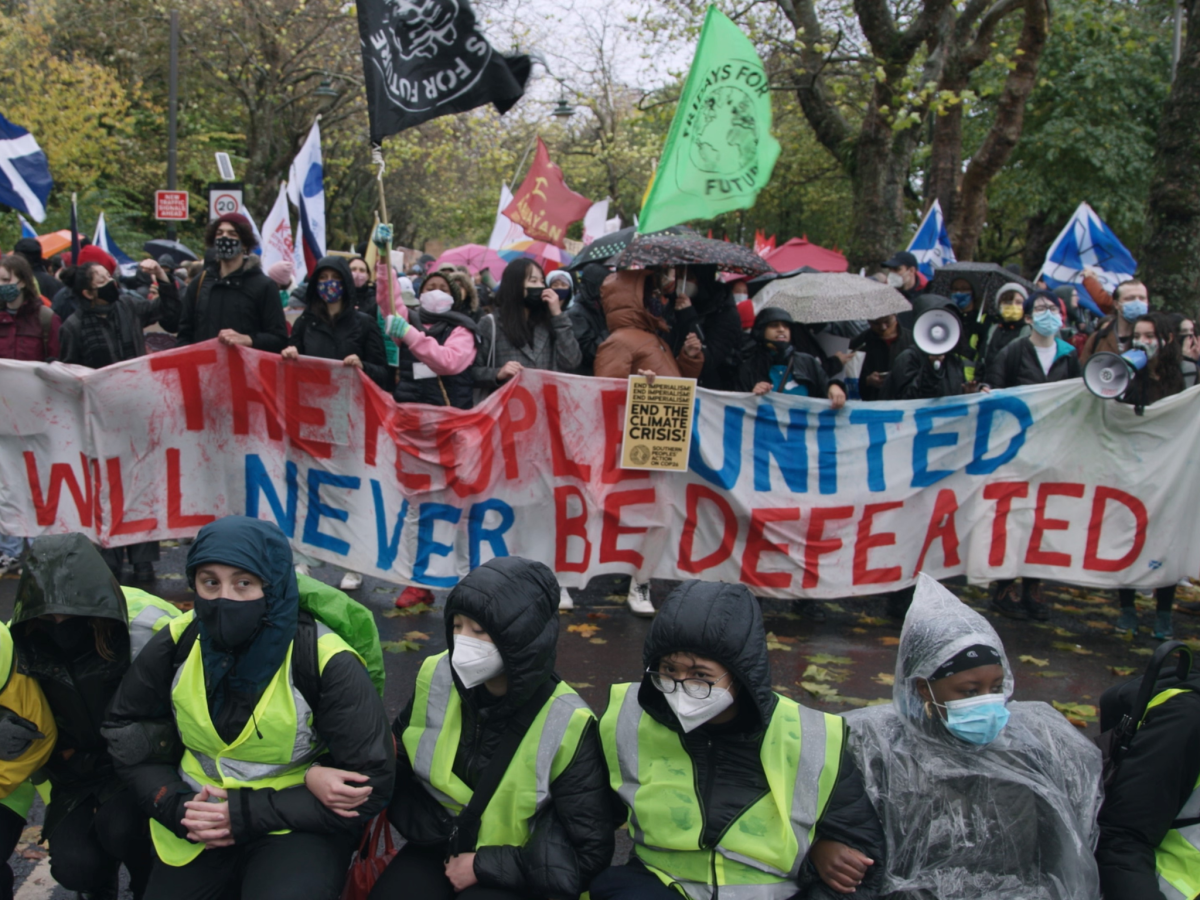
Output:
[844, 574, 1103, 900]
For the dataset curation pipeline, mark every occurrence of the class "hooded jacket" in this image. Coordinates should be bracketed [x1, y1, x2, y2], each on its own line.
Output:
[845, 575, 1102, 899]
[59, 279, 180, 368]
[985, 335, 1080, 388]
[0, 291, 59, 361]
[663, 270, 743, 390]
[11, 534, 133, 838]
[567, 263, 612, 375]
[175, 256, 288, 351]
[631, 582, 884, 892]
[290, 255, 390, 390]
[387, 558, 613, 898]
[593, 271, 704, 380]
[105, 517, 393, 844]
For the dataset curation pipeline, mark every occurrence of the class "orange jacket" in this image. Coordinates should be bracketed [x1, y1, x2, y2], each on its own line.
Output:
[593, 271, 704, 380]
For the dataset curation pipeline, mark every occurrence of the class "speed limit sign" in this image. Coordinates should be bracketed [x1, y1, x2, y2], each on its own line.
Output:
[207, 182, 245, 221]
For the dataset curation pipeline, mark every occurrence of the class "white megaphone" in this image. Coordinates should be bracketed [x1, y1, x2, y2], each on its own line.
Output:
[1083, 349, 1148, 399]
[913, 308, 962, 356]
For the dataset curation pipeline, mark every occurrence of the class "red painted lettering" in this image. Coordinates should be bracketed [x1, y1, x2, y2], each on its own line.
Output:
[228, 351, 282, 441]
[544, 383, 591, 482]
[437, 411, 495, 498]
[802, 506, 854, 590]
[150, 347, 217, 431]
[1025, 482, 1085, 567]
[554, 485, 591, 573]
[284, 363, 333, 459]
[106, 457, 157, 536]
[166, 448, 215, 530]
[24, 451, 92, 527]
[914, 489, 961, 573]
[1084, 486, 1148, 572]
[741, 507, 799, 588]
[853, 501, 904, 585]
[983, 482, 1028, 567]
[680, 484, 738, 574]
[600, 488, 655, 568]
[498, 386, 536, 480]
[601, 389, 648, 484]
[393, 408, 433, 491]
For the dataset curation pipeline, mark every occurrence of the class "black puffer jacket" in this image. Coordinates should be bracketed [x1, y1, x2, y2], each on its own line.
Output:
[1097, 682, 1200, 900]
[11, 534, 133, 839]
[291, 255, 390, 390]
[566, 263, 611, 375]
[387, 558, 613, 899]
[175, 256, 288, 351]
[851, 326, 914, 401]
[736, 344, 836, 397]
[882, 347, 966, 400]
[985, 336, 1080, 388]
[635, 581, 885, 896]
[666, 273, 744, 390]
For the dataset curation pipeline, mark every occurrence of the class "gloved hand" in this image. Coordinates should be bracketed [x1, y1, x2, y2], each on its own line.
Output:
[373, 223, 393, 249]
[383, 314, 410, 341]
[0, 710, 44, 761]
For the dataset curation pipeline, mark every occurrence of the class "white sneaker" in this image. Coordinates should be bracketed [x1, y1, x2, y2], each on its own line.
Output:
[627, 581, 655, 617]
[294, 563, 311, 577]
[0, 554, 18, 576]
[339, 571, 363, 591]
[558, 587, 574, 610]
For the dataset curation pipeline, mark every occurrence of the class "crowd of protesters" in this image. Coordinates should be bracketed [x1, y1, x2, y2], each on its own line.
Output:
[0, 219, 1197, 900]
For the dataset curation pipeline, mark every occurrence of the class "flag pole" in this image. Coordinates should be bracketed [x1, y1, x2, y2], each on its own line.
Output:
[370, 145, 396, 319]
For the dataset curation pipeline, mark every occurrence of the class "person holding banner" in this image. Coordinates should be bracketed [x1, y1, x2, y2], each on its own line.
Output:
[371, 557, 612, 900]
[104, 517, 393, 900]
[845, 575, 1102, 900]
[593, 580, 884, 900]
[472, 258, 581, 396]
[174, 213, 288, 353]
[737, 307, 846, 405]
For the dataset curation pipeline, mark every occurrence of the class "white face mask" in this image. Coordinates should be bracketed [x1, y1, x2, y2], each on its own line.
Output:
[886, 272, 905, 290]
[451, 634, 504, 689]
[679, 280, 699, 299]
[419, 288, 454, 315]
[732, 293, 748, 304]
[663, 684, 735, 733]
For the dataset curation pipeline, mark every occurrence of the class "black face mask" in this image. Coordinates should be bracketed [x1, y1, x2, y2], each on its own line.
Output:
[97, 281, 120, 305]
[552, 287, 571, 304]
[213, 236, 242, 261]
[50, 616, 92, 654]
[766, 341, 794, 365]
[194, 597, 267, 650]
[524, 287, 546, 309]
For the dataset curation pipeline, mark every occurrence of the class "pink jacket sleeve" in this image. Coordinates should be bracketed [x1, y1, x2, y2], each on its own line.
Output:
[400, 325, 476, 376]
[375, 263, 407, 321]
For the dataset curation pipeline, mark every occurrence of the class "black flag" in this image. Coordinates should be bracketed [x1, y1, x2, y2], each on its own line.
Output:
[357, 0, 531, 142]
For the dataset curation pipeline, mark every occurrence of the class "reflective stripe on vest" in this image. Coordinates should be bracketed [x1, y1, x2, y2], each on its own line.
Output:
[1147, 688, 1200, 900]
[151, 611, 359, 866]
[599, 682, 844, 899]
[401, 652, 593, 848]
[122, 588, 181, 660]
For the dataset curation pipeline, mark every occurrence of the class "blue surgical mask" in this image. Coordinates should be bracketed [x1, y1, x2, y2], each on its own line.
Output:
[1031, 309, 1062, 337]
[1121, 299, 1148, 321]
[940, 693, 1010, 745]
[951, 292, 973, 310]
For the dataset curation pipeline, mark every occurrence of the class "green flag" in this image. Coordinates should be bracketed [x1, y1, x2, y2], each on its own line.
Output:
[638, 6, 781, 234]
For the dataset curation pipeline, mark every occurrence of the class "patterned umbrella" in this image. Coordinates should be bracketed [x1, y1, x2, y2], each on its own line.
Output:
[499, 240, 574, 272]
[567, 225, 695, 270]
[928, 262, 1037, 314]
[612, 234, 773, 277]
[754, 272, 911, 323]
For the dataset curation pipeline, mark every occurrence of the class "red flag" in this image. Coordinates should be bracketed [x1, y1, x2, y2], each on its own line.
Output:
[503, 138, 591, 247]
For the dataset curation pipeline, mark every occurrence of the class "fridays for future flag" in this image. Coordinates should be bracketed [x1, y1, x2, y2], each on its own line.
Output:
[638, 5, 780, 234]
[1038, 202, 1136, 316]
[0, 113, 52, 223]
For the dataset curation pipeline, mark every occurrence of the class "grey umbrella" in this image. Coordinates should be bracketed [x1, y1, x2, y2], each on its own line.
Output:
[753, 272, 911, 323]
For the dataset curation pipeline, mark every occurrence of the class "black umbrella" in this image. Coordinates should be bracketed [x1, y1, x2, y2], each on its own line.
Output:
[928, 262, 1037, 314]
[567, 225, 695, 271]
[143, 239, 197, 266]
[612, 233, 774, 278]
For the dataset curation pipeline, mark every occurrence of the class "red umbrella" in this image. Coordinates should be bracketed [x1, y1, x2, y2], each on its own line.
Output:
[764, 237, 848, 273]
[434, 244, 506, 280]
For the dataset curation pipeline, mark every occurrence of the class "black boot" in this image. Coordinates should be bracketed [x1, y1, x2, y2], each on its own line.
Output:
[132, 562, 155, 583]
[990, 580, 1026, 619]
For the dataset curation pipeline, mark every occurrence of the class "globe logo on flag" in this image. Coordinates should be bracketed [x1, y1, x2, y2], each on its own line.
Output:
[689, 86, 758, 175]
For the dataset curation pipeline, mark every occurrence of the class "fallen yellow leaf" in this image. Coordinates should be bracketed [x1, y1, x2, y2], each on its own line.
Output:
[872, 673, 894, 686]
[1019, 655, 1049, 667]
[404, 631, 430, 641]
[567, 623, 600, 638]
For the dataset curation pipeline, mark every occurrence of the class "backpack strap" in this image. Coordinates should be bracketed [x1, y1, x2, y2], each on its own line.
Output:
[37, 305, 53, 356]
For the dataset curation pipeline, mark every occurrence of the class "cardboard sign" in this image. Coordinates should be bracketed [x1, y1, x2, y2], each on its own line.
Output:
[620, 375, 696, 471]
[154, 190, 189, 221]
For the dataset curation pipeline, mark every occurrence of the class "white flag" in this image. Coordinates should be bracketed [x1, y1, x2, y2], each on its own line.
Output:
[581, 198, 611, 246]
[287, 121, 325, 275]
[487, 184, 531, 251]
[261, 182, 295, 277]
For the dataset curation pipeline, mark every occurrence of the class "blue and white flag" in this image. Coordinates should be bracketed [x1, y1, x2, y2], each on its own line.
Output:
[17, 214, 36, 239]
[286, 121, 325, 277]
[1038, 202, 1136, 316]
[93, 213, 137, 278]
[0, 114, 52, 223]
[908, 199, 956, 279]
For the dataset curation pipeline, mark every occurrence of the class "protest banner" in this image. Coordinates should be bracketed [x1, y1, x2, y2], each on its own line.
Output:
[2, 340, 1197, 597]
[621, 376, 696, 471]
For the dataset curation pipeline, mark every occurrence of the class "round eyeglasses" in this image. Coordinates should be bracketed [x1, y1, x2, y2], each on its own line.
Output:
[647, 668, 729, 699]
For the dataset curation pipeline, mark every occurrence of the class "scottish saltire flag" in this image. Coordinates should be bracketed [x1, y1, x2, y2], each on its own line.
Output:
[908, 200, 956, 279]
[1038, 202, 1136, 316]
[287, 122, 325, 277]
[93, 213, 137, 277]
[17, 214, 36, 239]
[0, 114, 52, 223]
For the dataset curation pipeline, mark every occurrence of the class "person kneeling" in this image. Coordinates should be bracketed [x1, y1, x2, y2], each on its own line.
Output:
[104, 517, 394, 900]
[592, 581, 885, 899]
[369, 557, 613, 900]
[845, 574, 1103, 899]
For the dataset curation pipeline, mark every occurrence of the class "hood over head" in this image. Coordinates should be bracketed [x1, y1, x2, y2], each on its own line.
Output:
[601, 270, 667, 335]
[304, 255, 355, 308]
[578, 263, 610, 311]
[186, 517, 300, 710]
[639, 581, 777, 733]
[443, 557, 560, 713]
[13, 534, 129, 657]
[894, 574, 1013, 723]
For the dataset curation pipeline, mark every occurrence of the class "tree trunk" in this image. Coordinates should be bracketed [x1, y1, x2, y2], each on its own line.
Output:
[927, 95, 965, 228]
[1140, 0, 1200, 312]
[1022, 209, 1067, 279]
[847, 109, 922, 270]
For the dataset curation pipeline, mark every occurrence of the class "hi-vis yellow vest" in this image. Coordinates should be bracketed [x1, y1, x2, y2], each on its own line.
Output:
[1145, 688, 1200, 900]
[122, 587, 182, 659]
[600, 682, 844, 900]
[150, 611, 359, 866]
[401, 652, 593, 848]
